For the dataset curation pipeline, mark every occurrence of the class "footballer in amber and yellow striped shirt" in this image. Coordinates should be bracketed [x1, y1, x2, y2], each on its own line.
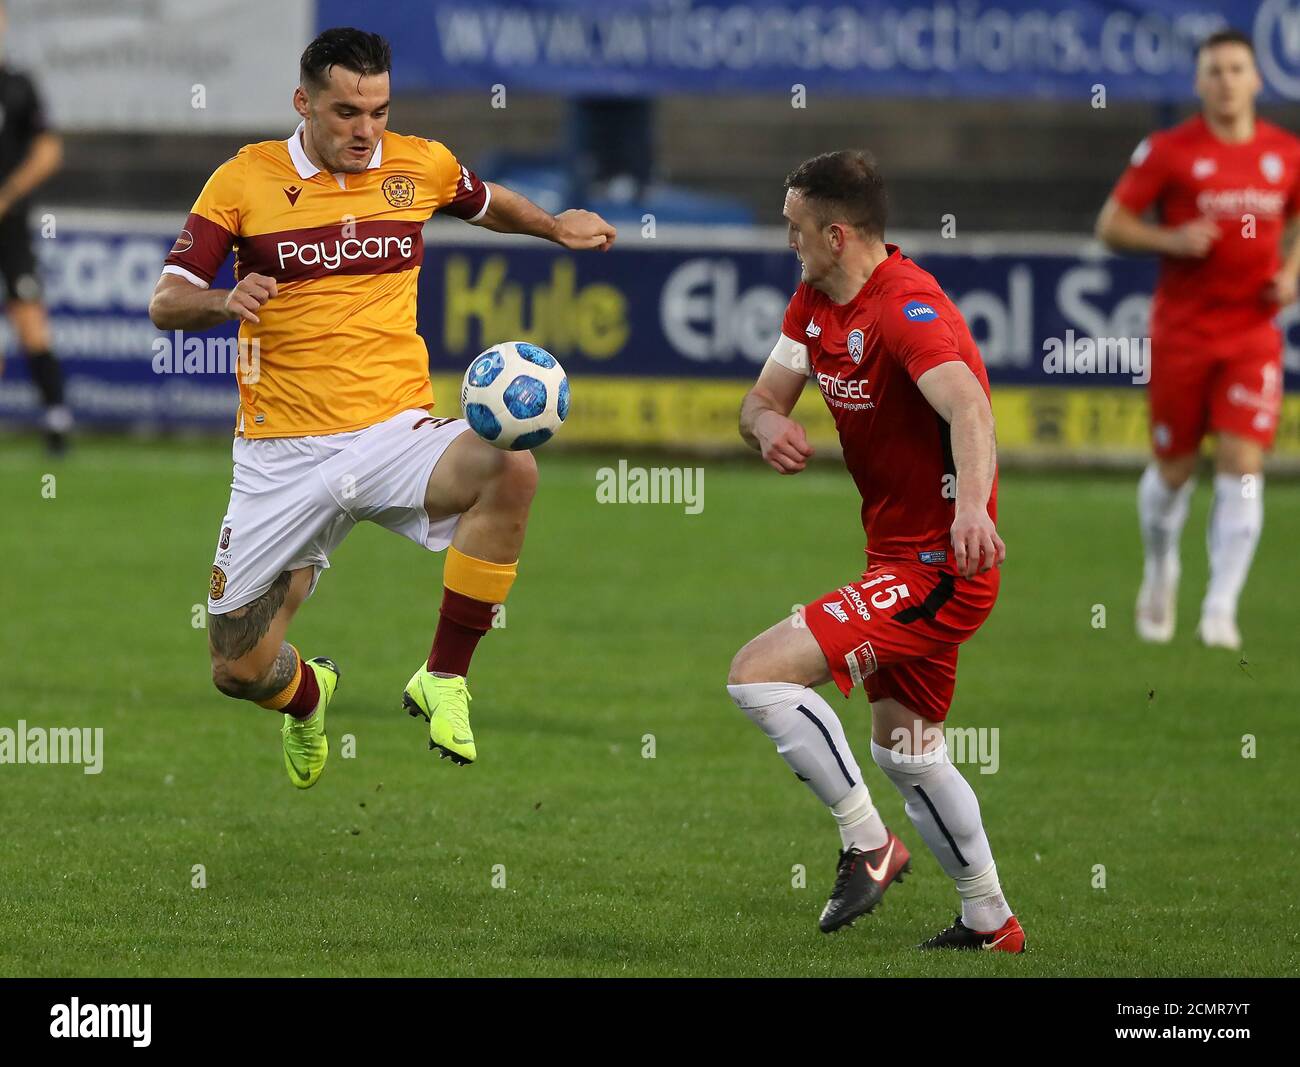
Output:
[161, 126, 483, 436]
[149, 26, 615, 787]
[162, 124, 485, 437]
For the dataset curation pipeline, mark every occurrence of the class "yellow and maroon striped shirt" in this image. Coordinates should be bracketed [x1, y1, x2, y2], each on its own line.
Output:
[162, 122, 488, 438]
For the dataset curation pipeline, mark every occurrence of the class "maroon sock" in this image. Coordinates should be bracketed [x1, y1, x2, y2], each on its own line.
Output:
[428, 588, 497, 677]
[283, 660, 321, 719]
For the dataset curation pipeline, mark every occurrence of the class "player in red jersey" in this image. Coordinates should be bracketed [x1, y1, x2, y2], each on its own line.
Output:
[727, 151, 1024, 953]
[1096, 29, 1300, 650]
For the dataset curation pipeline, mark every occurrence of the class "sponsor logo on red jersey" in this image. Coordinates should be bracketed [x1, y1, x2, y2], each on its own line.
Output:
[1195, 186, 1286, 217]
[816, 372, 874, 407]
[844, 640, 878, 686]
[823, 601, 849, 623]
[840, 584, 873, 621]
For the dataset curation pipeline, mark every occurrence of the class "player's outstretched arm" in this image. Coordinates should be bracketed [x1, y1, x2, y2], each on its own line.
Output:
[916, 362, 1006, 577]
[149, 272, 278, 332]
[473, 181, 616, 252]
[1095, 195, 1218, 258]
[740, 359, 814, 474]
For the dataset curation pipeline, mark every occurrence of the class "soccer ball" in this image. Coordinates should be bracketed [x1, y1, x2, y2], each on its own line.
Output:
[460, 341, 570, 451]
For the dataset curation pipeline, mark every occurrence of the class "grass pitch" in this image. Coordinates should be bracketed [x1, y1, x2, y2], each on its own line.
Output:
[0, 440, 1295, 977]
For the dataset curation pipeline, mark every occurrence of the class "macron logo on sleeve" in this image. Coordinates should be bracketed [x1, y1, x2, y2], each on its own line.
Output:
[903, 300, 938, 322]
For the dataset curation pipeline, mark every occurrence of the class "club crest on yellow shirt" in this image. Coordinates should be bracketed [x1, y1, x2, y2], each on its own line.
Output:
[382, 175, 416, 208]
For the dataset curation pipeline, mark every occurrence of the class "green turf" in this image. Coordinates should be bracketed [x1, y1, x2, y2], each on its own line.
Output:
[0, 440, 1295, 977]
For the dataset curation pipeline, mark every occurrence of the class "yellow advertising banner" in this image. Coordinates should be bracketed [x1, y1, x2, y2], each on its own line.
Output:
[429, 375, 1300, 458]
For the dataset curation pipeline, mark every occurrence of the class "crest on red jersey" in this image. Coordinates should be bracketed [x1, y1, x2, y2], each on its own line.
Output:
[847, 328, 864, 364]
[1261, 152, 1284, 183]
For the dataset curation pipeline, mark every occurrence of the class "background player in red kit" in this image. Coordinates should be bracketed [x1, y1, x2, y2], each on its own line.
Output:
[727, 151, 1023, 953]
[1096, 29, 1300, 651]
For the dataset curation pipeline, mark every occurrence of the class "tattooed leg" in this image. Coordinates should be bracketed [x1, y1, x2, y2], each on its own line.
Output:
[213, 641, 299, 702]
[209, 568, 313, 702]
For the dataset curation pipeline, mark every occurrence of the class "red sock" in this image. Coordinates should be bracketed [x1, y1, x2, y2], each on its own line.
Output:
[428, 588, 496, 677]
[283, 660, 321, 719]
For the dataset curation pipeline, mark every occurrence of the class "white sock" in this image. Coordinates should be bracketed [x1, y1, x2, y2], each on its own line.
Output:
[956, 862, 1013, 933]
[1138, 463, 1193, 587]
[1203, 472, 1263, 620]
[870, 739, 1010, 926]
[728, 682, 887, 851]
[831, 782, 890, 853]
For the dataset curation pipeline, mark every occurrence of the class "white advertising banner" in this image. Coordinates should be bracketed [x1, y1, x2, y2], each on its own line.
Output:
[4, 0, 314, 132]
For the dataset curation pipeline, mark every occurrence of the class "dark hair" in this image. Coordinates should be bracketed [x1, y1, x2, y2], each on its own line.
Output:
[784, 150, 887, 238]
[1198, 29, 1255, 57]
[300, 27, 392, 92]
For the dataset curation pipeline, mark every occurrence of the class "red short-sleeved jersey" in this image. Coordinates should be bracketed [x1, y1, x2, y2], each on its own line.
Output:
[777, 245, 996, 570]
[1110, 114, 1300, 340]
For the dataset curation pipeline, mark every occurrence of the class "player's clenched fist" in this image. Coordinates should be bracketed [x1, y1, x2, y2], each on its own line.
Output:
[950, 505, 1006, 577]
[223, 273, 278, 325]
[1167, 217, 1219, 258]
[754, 410, 815, 474]
[552, 209, 617, 252]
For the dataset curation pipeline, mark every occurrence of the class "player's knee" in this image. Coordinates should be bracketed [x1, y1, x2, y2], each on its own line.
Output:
[495, 448, 538, 507]
[437, 434, 538, 515]
[10, 304, 50, 350]
[471, 448, 537, 519]
[210, 657, 266, 700]
[1156, 454, 1197, 490]
[727, 642, 767, 686]
[1215, 436, 1263, 477]
[871, 736, 938, 777]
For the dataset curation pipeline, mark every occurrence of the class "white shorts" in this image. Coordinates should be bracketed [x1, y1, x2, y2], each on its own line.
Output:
[208, 409, 472, 614]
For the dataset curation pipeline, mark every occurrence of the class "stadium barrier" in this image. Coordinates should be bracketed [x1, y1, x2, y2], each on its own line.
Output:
[3, 210, 1299, 466]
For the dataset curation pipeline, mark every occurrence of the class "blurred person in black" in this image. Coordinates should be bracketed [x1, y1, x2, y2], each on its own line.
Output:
[0, 0, 67, 453]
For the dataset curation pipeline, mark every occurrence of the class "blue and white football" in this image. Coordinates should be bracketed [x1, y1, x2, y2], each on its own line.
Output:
[460, 341, 570, 451]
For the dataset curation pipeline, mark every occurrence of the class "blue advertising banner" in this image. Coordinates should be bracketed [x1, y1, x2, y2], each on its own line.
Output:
[416, 231, 1300, 388]
[3, 214, 1299, 432]
[0, 217, 241, 430]
[317, 0, 1300, 103]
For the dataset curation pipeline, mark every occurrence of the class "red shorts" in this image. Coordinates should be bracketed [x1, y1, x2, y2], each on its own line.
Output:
[804, 562, 999, 723]
[1148, 323, 1283, 457]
